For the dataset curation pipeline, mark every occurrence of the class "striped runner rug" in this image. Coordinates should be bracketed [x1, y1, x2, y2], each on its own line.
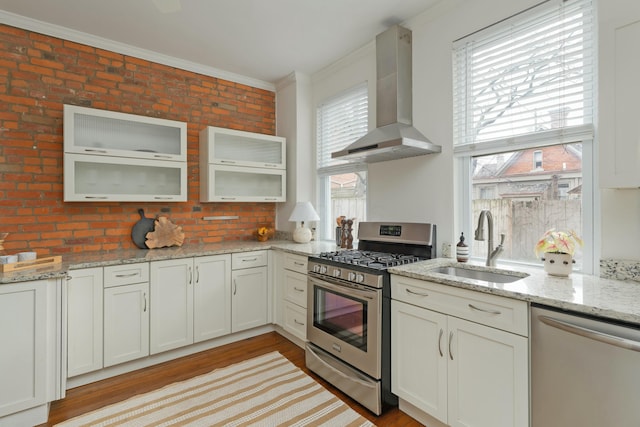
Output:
[55, 351, 375, 427]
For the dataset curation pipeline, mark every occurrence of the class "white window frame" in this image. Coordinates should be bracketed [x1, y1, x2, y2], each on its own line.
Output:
[533, 150, 543, 170]
[315, 83, 369, 241]
[453, 0, 597, 274]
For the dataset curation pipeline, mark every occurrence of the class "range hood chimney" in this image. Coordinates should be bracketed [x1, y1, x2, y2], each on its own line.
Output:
[332, 25, 441, 163]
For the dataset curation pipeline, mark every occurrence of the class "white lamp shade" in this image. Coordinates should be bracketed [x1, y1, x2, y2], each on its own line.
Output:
[289, 202, 320, 243]
[288, 201, 320, 222]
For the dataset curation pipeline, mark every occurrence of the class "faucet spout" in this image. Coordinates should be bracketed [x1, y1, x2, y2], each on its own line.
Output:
[474, 210, 503, 267]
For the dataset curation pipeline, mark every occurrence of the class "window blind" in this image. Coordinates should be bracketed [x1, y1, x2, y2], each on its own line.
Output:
[316, 83, 368, 175]
[452, 0, 594, 147]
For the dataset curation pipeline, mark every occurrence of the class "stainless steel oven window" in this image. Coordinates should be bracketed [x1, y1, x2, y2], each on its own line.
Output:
[312, 285, 368, 351]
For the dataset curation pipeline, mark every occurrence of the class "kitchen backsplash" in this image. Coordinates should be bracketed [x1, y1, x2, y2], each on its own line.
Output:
[600, 259, 640, 283]
[0, 24, 277, 256]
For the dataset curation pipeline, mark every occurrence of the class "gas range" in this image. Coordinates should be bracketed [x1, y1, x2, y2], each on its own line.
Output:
[305, 221, 436, 415]
[308, 222, 436, 289]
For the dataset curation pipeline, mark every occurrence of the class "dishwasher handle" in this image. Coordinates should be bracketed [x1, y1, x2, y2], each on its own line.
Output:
[539, 315, 640, 353]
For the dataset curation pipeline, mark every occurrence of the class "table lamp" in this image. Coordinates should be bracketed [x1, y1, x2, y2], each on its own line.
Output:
[289, 201, 320, 243]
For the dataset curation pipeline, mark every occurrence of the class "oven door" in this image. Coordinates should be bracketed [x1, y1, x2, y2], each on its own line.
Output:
[307, 274, 381, 379]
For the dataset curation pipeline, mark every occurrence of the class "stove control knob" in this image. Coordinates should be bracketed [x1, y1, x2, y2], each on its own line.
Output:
[348, 272, 357, 281]
[320, 265, 327, 274]
[333, 269, 341, 277]
[313, 264, 321, 273]
[356, 273, 365, 283]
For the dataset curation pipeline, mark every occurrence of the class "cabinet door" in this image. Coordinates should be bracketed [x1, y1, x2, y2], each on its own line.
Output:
[103, 283, 150, 367]
[200, 126, 286, 169]
[202, 164, 286, 202]
[447, 316, 529, 427]
[391, 300, 448, 424]
[231, 266, 268, 332]
[64, 153, 187, 202]
[66, 267, 103, 377]
[193, 255, 232, 343]
[150, 259, 194, 354]
[0, 281, 48, 417]
[599, 8, 640, 188]
[64, 104, 187, 161]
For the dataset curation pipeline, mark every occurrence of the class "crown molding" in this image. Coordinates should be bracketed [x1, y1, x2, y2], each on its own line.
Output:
[275, 71, 311, 92]
[0, 10, 275, 92]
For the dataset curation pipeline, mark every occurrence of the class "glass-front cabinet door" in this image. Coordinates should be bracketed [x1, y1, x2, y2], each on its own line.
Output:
[64, 105, 187, 162]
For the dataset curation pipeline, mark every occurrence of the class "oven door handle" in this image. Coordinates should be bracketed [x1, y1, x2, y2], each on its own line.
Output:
[308, 276, 379, 299]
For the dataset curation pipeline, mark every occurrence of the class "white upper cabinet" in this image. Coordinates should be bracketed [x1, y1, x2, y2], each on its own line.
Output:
[64, 105, 187, 161]
[199, 126, 286, 202]
[63, 105, 188, 202]
[200, 126, 285, 169]
[599, 6, 640, 188]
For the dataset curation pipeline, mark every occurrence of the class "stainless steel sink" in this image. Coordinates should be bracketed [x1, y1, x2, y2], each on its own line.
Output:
[432, 266, 527, 283]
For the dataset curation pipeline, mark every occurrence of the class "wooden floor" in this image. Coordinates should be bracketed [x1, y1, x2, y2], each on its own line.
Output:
[42, 332, 422, 426]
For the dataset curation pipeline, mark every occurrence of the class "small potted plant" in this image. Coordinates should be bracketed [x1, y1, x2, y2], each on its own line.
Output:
[534, 229, 583, 276]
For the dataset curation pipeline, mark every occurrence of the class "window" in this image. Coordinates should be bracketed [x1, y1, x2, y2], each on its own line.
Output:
[453, 0, 595, 272]
[316, 83, 368, 241]
[533, 150, 543, 169]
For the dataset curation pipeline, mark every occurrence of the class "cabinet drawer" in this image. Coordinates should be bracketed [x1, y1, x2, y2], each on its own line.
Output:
[284, 253, 308, 274]
[232, 250, 268, 270]
[104, 263, 149, 287]
[284, 270, 307, 308]
[283, 301, 307, 341]
[391, 275, 528, 336]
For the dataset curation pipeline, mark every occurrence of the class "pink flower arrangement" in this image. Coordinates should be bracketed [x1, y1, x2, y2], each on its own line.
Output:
[534, 229, 583, 258]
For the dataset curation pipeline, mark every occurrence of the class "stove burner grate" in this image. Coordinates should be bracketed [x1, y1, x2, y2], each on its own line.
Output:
[317, 250, 424, 269]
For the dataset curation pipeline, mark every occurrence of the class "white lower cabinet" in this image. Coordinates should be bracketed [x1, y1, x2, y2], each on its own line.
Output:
[391, 275, 529, 427]
[392, 300, 448, 421]
[149, 258, 194, 354]
[103, 282, 150, 367]
[194, 255, 232, 342]
[282, 254, 308, 341]
[231, 267, 268, 332]
[231, 251, 268, 332]
[273, 251, 308, 344]
[0, 279, 63, 425]
[150, 255, 232, 354]
[447, 316, 528, 427]
[66, 267, 103, 377]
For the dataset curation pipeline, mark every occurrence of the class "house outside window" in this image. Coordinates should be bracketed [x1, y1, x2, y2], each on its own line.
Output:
[453, 0, 595, 272]
[316, 83, 368, 241]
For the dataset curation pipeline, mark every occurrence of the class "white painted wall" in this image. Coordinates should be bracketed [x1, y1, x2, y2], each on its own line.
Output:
[276, 72, 317, 233]
[305, 0, 640, 262]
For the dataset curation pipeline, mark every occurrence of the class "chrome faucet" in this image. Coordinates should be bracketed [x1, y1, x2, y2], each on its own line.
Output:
[474, 210, 505, 267]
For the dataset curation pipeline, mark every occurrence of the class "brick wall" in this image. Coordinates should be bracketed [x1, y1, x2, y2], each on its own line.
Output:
[0, 24, 277, 256]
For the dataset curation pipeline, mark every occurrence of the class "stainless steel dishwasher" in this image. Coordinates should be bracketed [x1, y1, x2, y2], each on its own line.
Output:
[531, 304, 640, 427]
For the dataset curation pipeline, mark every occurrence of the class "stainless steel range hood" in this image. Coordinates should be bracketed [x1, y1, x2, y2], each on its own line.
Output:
[332, 25, 441, 163]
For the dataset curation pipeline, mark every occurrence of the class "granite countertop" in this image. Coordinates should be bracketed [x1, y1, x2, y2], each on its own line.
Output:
[3, 240, 639, 325]
[0, 239, 339, 284]
[389, 258, 640, 325]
